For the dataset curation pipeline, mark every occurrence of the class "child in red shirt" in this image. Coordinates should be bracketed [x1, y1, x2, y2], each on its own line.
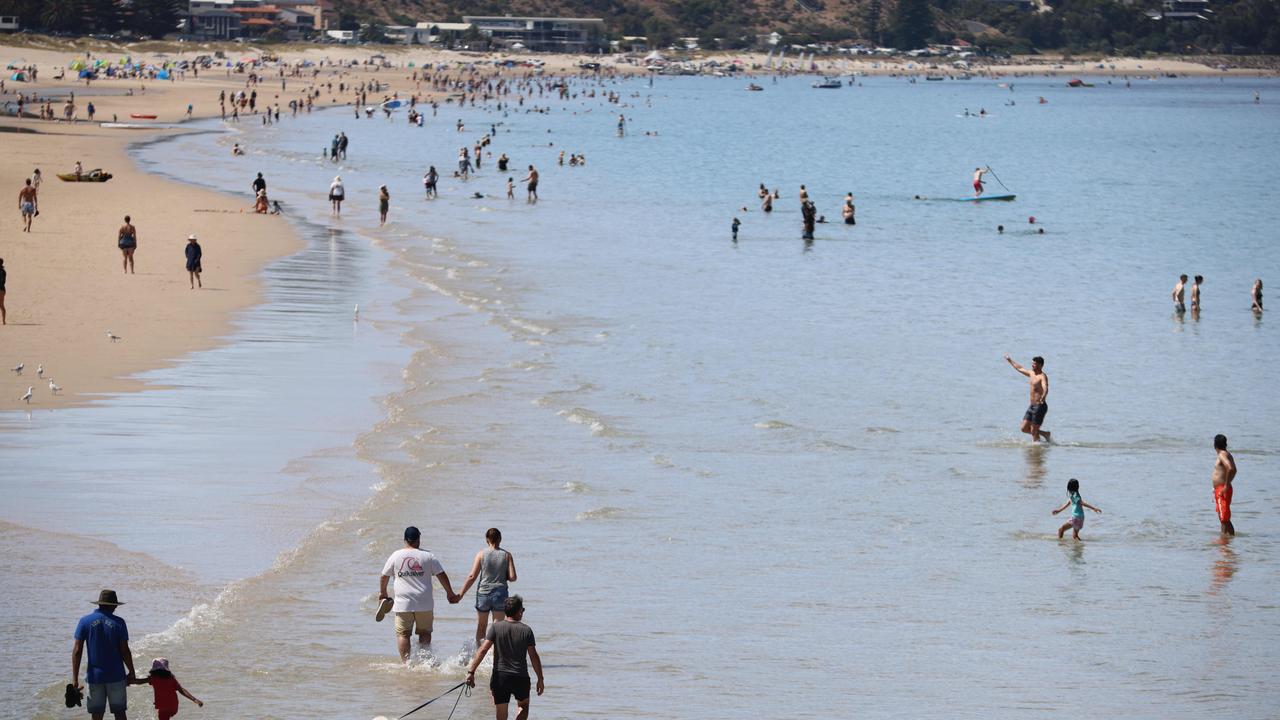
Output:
[130, 658, 203, 720]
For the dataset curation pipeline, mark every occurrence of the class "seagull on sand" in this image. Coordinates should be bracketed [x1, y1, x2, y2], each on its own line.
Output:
[37, 364, 44, 379]
[21, 386, 32, 403]
[49, 379, 62, 395]
[11, 363, 23, 375]
[106, 330, 122, 342]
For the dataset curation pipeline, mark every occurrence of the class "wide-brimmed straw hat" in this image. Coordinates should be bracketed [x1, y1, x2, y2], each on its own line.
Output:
[187, 234, 198, 241]
[91, 589, 125, 606]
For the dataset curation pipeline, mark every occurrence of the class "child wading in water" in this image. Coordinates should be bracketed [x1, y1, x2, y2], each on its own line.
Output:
[1052, 478, 1102, 540]
[130, 658, 203, 719]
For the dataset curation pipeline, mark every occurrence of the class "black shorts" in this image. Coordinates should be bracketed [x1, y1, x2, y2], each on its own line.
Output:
[1023, 403, 1048, 426]
[490, 672, 530, 704]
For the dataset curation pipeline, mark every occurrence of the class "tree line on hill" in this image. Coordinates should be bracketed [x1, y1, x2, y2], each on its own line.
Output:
[1, 0, 1276, 55]
[0, 0, 182, 39]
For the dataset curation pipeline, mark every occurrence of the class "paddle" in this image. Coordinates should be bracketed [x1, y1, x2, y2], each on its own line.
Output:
[986, 166, 1013, 193]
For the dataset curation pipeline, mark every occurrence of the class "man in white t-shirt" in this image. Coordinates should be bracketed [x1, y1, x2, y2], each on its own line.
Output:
[379, 526, 459, 661]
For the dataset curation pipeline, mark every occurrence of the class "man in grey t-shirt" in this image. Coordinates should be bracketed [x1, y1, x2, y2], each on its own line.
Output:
[466, 595, 544, 720]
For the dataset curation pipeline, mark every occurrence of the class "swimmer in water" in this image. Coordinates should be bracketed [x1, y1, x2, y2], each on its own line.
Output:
[1251, 278, 1263, 312]
[1172, 274, 1187, 314]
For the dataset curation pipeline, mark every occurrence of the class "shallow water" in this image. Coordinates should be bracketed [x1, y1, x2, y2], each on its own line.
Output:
[4, 73, 1279, 718]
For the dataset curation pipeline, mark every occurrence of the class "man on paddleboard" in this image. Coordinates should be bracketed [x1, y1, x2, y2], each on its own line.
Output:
[973, 167, 988, 197]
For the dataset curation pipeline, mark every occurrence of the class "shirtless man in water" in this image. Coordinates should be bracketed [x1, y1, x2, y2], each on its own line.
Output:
[1005, 354, 1051, 443]
[973, 167, 988, 197]
[1172, 274, 1187, 313]
[1212, 434, 1236, 536]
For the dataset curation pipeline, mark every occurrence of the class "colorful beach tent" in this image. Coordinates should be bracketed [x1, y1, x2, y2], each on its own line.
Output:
[10, 72, 26, 81]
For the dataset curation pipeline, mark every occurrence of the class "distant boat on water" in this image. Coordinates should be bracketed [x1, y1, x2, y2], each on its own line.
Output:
[812, 77, 842, 89]
[746, 83, 764, 91]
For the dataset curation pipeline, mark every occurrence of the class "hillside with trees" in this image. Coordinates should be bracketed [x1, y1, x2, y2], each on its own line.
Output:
[2, 0, 1277, 54]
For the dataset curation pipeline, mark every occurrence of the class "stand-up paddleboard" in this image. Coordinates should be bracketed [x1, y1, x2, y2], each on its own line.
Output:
[916, 194, 1016, 202]
[949, 194, 1016, 202]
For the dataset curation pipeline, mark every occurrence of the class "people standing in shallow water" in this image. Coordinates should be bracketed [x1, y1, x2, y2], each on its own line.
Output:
[1190, 275, 1203, 313]
[732, 217, 740, 241]
[328, 176, 344, 215]
[1172, 274, 1187, 314]
[523, 165, 538, 202]
[378, 185, 390, 225]
[1251, 279, 1263, 312]
[423, 166, 438, 198]
[801, 200, 816, 240]
[456, 528, 518, 648]
[1212, 434, 1236, 536]
[842, 193, 856, 225]
[1052, 478, 1101, 540]
[761, 193, 773, 213]
[1004, 354, 1051, 443]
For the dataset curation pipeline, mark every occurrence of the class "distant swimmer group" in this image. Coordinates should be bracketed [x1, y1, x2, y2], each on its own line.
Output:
[1172, 273, 1262, 317]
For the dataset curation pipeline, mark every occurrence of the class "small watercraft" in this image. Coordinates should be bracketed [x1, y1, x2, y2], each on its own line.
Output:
[58, 169, 113, 182]
[944, 194, 1015, 202]
[1066, 79, 1094, 88]
[129, 113, 158, 119]
[746, 83, 763, 91]
[812, 78, 842, 88]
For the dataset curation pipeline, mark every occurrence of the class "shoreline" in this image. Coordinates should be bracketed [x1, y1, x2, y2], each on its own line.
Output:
[0, 118, 303, 411]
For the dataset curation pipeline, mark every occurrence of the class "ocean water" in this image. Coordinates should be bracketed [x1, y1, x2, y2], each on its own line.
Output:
[3, 73, 1279, 719]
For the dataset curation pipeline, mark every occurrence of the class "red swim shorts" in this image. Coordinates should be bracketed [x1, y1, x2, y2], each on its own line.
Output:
[973, 180, 983, 192]
[1214, 484, 1232, 523]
